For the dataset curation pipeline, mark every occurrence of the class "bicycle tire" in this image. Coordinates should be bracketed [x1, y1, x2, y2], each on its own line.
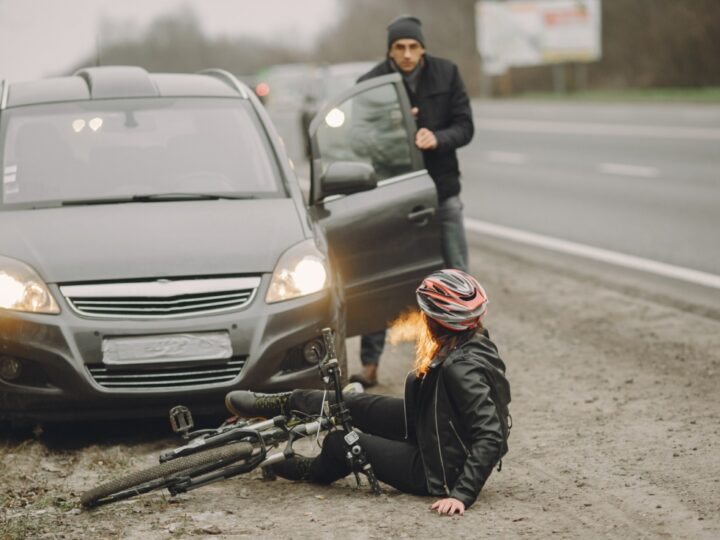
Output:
[80, 441, 254, 508]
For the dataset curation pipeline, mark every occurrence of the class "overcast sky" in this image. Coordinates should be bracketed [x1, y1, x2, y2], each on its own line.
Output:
[0, 0, 340, 81]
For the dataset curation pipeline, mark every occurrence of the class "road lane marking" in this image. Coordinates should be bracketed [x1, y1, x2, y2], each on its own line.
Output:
[475, 118, 720, 141]
[599, 163, 660, 178]
[486, 151, 528, 165]
[464, 218, 720, 290]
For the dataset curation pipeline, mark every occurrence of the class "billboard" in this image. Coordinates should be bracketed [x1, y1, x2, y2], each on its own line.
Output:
[476, 0, 602, 75]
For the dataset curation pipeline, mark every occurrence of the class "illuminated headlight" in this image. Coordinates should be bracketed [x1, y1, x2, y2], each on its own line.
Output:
[0, 256, 59, 314]
[266, 240, 329, 303]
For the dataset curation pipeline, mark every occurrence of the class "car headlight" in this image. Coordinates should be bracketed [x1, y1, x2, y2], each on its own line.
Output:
[266, 240, 329, 303]
[0, 256, 59, 314]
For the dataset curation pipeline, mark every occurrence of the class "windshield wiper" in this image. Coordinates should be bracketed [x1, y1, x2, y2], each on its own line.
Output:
[131, 193, 256, 201]
[62, 197, 135, 206]
[61, 193, 255, 206]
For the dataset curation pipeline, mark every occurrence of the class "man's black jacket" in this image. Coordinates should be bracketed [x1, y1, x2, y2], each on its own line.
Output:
[403, 329, 510, 508]
[358, 55, 474, 201]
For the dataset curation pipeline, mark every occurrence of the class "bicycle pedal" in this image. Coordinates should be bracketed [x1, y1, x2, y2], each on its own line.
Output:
[169, 405, 194, 436]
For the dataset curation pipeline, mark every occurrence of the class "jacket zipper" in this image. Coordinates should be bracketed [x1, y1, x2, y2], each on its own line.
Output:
[449, 420, 470, 457]
[415, 372, 431, 493]
[434, 380, 450, 496]
[402, 369, 414, 440]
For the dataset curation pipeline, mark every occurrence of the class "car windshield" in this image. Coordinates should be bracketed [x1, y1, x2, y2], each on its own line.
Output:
[0, 97, 284, 208]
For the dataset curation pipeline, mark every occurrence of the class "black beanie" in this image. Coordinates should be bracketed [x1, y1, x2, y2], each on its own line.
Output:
[387, 15, 425, 50]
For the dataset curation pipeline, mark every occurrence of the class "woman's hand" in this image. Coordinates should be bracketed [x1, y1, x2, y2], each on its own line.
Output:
[430, 497, 465, 516]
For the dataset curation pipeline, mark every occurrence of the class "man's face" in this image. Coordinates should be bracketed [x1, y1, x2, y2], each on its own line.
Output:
[389, 38, 425, 73]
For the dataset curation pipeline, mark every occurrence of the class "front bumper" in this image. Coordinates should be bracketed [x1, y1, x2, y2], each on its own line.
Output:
[0, 276, 338, 422]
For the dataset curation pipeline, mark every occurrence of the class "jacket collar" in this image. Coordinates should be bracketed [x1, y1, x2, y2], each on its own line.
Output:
[428, 343, 452, 370]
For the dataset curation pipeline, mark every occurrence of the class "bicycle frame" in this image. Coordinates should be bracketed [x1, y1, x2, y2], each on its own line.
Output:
[156, 327, 381, 496]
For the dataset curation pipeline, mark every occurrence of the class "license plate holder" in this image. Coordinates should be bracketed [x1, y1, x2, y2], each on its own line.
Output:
[102, 332, 233, 365]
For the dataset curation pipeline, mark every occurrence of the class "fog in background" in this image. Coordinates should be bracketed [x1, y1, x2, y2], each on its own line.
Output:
[1, 0, 719, 95]
[0, 0, 338, 81]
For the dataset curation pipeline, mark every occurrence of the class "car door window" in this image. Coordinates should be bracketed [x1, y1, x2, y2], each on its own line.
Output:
[314, 83, 415, 182]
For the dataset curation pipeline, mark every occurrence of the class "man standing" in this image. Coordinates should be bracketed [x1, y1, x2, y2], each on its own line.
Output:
[350, 15, 474, 387]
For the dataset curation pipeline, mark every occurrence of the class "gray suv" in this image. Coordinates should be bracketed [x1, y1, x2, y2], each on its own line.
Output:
[0, 66, 441, 421]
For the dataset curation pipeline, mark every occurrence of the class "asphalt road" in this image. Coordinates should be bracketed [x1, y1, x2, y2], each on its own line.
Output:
[461, 101, 720, 276]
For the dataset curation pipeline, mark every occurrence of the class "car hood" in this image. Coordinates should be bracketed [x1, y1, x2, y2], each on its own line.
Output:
[0, 199, 306, 283]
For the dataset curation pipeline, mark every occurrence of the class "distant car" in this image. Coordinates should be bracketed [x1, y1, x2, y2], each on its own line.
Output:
[254, 63, 315, 111]
[300, 62, 377, 157]
[0, 66, 441, 422]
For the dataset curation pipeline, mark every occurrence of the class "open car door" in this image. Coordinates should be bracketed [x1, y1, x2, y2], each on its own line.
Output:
[308, 73, 443, 337]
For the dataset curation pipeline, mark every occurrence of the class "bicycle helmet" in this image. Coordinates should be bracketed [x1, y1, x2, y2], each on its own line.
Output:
[416, 269, 488, 331]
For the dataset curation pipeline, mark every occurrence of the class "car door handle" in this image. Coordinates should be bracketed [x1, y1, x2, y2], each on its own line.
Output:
[407, 207, 435, 225]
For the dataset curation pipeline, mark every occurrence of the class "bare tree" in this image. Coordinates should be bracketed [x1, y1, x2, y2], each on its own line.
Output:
[67, 1, 720, 94]
[68, 6, 306, 77]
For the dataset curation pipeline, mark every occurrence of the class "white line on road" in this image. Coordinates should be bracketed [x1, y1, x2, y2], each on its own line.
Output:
[599, 162, 660, 178]
[465, 218, 720, 290]
[475, 118, 720, 141]
[485, 151, 528, 165]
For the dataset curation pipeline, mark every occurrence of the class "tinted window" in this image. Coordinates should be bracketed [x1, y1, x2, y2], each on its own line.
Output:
[314, 83, 414, 182]
[0, 98, 283, 207]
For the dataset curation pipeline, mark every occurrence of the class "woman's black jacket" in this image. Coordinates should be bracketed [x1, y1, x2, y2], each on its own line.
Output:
[403, 330, 510, 508]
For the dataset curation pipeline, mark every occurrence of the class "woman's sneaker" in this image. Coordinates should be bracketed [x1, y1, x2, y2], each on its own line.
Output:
[225, 390, 291, 418]
[268, 456, 315, 481]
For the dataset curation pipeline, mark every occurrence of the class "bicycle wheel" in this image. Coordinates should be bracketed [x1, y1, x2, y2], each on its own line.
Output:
[80, 441, 254, 508]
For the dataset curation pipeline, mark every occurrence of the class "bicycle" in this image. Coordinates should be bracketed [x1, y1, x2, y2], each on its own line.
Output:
[80, 328, 381, 508]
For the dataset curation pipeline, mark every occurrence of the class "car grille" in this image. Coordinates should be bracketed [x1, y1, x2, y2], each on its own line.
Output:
[59, 277, 261, 319]
[87, 357, 247, 389]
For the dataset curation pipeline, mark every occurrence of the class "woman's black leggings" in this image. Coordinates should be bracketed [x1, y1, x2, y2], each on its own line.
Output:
[287, 389, 429, 496]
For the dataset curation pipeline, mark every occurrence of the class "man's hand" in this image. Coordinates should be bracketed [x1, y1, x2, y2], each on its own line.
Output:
[430, 497, 465, 516]
[416, 127, 438, 150]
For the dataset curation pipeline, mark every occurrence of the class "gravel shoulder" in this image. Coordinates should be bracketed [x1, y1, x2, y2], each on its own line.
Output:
[2, 235, 719, 539]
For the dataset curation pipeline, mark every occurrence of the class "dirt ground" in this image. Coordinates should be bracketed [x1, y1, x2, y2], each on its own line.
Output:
[2, 236, 719, 540]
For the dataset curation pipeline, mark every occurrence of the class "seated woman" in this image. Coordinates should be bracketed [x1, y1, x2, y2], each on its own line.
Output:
[225, 269, 511, 516]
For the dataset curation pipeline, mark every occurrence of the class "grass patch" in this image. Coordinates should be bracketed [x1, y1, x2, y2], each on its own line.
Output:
[510, 87, 720, 103]
[0, 515, 48, 540]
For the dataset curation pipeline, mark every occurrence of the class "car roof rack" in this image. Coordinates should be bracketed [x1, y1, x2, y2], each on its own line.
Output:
[198, 69, 249, 99]
[1, 68, 250, 110]
[73, 66, 159, 100]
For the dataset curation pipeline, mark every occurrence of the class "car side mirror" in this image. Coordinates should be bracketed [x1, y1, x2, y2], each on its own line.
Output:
[320, 161, 377, 198]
